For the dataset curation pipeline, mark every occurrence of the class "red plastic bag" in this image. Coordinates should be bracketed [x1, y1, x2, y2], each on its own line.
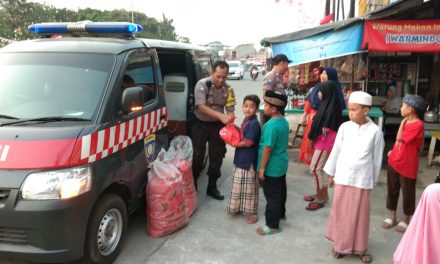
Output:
[219, 124, 240, 147]
[147, 150, 188, 238]
[165, 136, 197, 217]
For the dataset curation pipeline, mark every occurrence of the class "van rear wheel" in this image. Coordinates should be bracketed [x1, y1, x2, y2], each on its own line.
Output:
[85, 194, 127, 263]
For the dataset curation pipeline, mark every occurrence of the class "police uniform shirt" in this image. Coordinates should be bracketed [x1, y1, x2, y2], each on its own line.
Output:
[262, 71, 285, 95]
[194, 77, 236, 122]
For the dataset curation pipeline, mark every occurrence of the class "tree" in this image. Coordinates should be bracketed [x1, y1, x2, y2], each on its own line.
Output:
[0, 0, 189, 42]
[0, 0, 33, 40]
[177, 36, 190, 43]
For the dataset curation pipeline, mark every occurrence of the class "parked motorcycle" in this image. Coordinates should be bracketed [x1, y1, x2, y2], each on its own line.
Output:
[251, 69, 259, 80]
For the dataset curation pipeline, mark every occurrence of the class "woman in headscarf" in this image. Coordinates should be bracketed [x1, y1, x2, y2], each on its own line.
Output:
[305, 70, 343, 210]
[301, 67, 345, 203]
[383, 85, 403, 114]
[298, 67, 322, 167]
[393, 183, 440, 264]
[323, 67, 346, 110]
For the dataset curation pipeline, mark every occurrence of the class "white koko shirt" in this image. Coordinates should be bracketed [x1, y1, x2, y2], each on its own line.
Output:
[324, 118, 385, 189]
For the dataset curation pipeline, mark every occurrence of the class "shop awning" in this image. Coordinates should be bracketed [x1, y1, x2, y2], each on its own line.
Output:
[362, 20, 440, 52]
[267, 20, 364, 66]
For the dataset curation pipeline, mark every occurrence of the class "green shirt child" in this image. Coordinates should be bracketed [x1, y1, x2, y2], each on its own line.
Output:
[257, 117, 289, 177]
[256, 90, 290, 236]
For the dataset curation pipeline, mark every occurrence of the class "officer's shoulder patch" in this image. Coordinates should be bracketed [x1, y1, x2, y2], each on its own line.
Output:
[228, 87, 235, 98]
[198, 86, 206, 93]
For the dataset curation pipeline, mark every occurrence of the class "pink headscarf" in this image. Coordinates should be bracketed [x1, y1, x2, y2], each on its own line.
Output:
[393, 184, 440, 264]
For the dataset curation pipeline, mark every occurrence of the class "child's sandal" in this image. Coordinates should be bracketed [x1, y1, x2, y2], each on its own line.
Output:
[359, 253, 373, 263]
[332, 249, 345, 259]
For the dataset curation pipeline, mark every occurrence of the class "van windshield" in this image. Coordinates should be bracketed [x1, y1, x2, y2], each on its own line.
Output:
[228, 62, 240, 68]
[0, 52, 114, 120]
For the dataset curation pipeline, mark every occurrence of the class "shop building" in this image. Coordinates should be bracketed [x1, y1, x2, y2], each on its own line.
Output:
[262, 0, 440, 129]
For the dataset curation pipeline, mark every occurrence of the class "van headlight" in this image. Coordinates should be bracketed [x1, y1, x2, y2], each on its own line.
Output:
[21, 165, 92, 200]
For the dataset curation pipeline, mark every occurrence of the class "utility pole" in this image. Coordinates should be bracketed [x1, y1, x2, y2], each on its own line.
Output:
[348, 0, 355, 18]
[332, 0, 336, 21]
[131, 0, 134, 23]
[325, 0, 331, 16]
[336, 0, 340, 21]
[341, 0, 345, 20]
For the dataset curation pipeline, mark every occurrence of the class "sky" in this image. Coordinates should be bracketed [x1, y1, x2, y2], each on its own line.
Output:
[30, 0, 327, 48]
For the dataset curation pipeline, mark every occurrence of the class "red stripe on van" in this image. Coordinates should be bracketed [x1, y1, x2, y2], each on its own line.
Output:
[0, 139, 77, 169]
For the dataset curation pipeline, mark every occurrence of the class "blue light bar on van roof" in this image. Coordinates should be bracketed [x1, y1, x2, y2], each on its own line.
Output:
[28, 21, 143, 34]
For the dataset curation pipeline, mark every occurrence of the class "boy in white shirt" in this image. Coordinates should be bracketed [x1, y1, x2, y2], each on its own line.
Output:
[324, 91, 384, 264]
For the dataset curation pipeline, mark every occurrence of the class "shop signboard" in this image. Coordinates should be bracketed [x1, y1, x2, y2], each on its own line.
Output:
[362, 20, 440, 52]
[271, 23, 364, 66]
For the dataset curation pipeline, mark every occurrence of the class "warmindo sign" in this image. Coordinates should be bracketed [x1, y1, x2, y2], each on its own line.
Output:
[362, 20, 440, 52]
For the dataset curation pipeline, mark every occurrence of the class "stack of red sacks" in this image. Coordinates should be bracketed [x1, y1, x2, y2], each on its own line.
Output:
[165, 136, 197, 218]
[146, 136, 197, 238]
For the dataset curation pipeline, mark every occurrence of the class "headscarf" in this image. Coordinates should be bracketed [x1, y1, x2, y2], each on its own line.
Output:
[308, 80, 343, 140]
[393, 184, 440, 264]
[323, 67, 346, 110]
[306, 66, 323, 111]
[384, 85, 402, 114]
[307, 83, 321, 111]
[388, 85, 397, 96]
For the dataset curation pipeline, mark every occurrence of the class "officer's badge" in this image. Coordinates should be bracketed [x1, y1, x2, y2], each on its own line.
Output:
[144, 134, 156, 164]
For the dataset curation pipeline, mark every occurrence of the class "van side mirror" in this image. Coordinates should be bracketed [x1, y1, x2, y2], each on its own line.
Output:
[121, 86, 144, 113]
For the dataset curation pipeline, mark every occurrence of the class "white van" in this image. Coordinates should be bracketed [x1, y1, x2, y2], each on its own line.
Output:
[226, 60, 244, 80]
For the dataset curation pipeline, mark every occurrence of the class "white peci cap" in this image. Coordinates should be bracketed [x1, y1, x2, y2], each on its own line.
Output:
[348, 91, 372, 106]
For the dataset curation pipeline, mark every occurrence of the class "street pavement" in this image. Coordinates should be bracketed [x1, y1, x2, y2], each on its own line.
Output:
[115, 75, 437, 264]
[2, 74, 438, 264]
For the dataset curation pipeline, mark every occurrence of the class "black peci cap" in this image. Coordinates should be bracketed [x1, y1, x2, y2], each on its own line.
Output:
[264, 90, 287, 107]
[272, 54, 292, 65]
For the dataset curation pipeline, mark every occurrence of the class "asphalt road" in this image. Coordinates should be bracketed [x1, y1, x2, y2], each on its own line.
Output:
[2, 73, 433, 264]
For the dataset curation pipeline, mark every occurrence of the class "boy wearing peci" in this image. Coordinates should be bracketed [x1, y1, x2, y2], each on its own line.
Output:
[324, 91, 385, 263]
[256, 90, 289, 236]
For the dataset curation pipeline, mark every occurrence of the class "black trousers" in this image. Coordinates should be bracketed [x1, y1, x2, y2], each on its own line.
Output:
[263, 175, 287, 229]
[191, 119, 226, 186]
[386, 166, 416, 215]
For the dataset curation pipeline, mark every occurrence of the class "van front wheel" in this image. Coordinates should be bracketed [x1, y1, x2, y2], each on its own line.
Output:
[85, 194, 128, 263]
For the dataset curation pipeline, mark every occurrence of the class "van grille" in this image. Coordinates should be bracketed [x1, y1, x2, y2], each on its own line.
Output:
[0, 189, 10, 207]
[0, 228, 29, 245]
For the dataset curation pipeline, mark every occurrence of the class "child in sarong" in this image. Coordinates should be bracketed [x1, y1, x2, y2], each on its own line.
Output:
[324, 91, 385, 263]
[227, 95, 261, 224]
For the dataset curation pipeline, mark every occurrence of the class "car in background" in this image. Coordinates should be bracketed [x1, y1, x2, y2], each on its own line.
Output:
[226, 60, 244, 80]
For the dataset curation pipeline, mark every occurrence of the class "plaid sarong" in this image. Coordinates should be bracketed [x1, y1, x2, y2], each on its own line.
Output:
[227, 166, 259, 215]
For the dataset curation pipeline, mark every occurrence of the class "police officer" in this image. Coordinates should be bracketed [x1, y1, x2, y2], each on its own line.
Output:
[192, 60, 236, 200]
[262, 53, 291, 96]
[261, 54, 291, 124]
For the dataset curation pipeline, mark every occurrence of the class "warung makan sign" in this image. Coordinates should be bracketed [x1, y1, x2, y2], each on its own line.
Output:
[362, 20, 440, 52]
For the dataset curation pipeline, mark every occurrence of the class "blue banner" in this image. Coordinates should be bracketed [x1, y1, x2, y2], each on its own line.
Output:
[272, 23, 364, 66]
